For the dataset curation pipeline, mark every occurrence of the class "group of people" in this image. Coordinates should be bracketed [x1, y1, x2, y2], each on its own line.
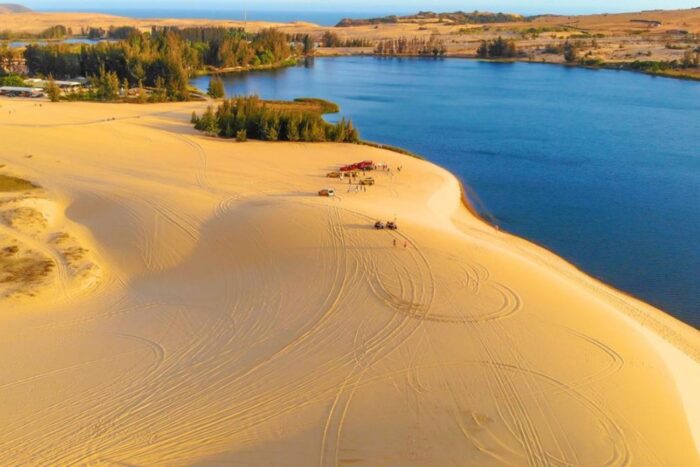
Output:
[392, 238, 408, 249]
[347, 184, 368, 193]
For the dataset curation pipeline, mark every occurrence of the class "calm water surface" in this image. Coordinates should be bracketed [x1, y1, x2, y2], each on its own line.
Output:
[5, 38, 112, 49]
[191, 57, 700, 327]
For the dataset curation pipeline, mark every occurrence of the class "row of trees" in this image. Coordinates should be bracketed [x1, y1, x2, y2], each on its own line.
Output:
[476, 36, 519, 58]
[374, 37, 446, 56]
[320, 32, 371, 48]
[192, 96, 359, 143]
[0, 25, 72, 40]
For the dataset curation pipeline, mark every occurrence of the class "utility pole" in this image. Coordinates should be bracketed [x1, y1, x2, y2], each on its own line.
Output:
[244, 3, 247, 30]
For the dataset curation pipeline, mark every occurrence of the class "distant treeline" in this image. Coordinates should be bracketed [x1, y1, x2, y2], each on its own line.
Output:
[413, 11, 524, 24]
[337, 11, 523, 27]
[628, 52, 700, 72]
[0, 24, 72, 40]
[319, 32, 371, 48]
[375, 37, 446, 56]
[192, 96, 359, 142]
[21, 27, 300, 101]
[477, 36, 519, 58]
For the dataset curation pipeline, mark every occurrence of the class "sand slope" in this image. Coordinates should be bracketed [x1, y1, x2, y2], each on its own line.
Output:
[0, 99, 698, 465]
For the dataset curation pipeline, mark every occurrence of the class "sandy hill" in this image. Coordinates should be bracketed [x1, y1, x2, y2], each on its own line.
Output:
[0, 97, 698, 465]
[0, 3, 30, 13]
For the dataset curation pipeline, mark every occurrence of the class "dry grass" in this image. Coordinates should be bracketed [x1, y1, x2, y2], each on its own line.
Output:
[0, 244, 54, 294]
[0, 175, 38, 192]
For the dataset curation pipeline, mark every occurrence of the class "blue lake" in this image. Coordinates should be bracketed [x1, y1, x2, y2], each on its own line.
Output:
[5, 38, 110, 49]
[191, 57, 700, 327]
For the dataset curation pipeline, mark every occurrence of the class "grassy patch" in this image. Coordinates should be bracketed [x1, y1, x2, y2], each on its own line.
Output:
[0, 175, 39, 192]
[293, 98, 340, 114]
[261, 98, 340, 115]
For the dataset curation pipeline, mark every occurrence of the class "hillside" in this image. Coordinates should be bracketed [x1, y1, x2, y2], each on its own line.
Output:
[0, 3, 31, 13]
[337, 11, 524, 27]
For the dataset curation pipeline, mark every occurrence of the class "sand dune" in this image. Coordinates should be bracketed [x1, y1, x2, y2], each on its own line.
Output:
[0, 11, 308, 35]
[0, 98, 698, 465]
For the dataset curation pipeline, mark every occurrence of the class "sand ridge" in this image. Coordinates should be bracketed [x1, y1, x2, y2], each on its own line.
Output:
[0, 98, 698, 465]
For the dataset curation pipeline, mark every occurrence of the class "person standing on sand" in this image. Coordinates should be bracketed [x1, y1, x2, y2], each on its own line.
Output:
[404, 241, 408, 249]
[393, 239, 397, 247]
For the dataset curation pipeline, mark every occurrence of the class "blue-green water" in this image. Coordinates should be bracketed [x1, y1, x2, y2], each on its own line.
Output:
[191, 57, 700, 326]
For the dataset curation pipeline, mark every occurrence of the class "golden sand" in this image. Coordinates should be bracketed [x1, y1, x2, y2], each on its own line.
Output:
[0, 98, 698, 465]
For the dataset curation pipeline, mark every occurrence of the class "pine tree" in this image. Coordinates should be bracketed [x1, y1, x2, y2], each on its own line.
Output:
[303, 35, 314, 55]
[207, 75, 225, 99]
[563, 42, 579, 63]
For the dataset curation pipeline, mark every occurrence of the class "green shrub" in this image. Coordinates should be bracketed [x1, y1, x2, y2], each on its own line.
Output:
[0, 75, 25, 86]
[207, 75, 225, 99]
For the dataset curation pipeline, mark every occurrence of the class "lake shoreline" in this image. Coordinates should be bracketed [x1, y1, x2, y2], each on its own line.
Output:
[310, 50, 700, 83]
[190, 56, 700, 323]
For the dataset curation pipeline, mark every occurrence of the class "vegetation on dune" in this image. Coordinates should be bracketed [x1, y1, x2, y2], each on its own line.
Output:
[626, 54, 700, 73]
[192, 96, 359, 143]
[0, 24, 71, 40]
[207, 74, 225, 98]
[19, 27, 301, 102]
[46, 75, 60, 101]
[0, 174, 39, 192]
[319, 32, 371, 48]
[336, 11, 523, 27]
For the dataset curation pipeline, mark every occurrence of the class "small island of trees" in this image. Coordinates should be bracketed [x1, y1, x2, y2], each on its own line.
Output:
[192, 96, 359, 143]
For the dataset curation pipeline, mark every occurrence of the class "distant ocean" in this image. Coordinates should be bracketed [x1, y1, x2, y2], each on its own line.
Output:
[37, 9, 400, 26]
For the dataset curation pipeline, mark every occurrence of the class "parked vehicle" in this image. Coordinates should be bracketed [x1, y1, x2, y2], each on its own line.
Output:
[318, 188, 335, 197]
[326, 171, 344, 178]
[340, 160, 374, 172]
[386, 221, 398, 230]
[374, 221, 386, 229]
[359, 177, 375, 186]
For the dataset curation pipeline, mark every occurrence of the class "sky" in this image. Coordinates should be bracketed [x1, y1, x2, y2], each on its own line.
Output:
[21, 0, 700, 16]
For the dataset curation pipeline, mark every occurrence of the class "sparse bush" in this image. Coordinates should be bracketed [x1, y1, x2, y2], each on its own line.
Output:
[207, 75, 225, 99]
[46, 76, 61, 102]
